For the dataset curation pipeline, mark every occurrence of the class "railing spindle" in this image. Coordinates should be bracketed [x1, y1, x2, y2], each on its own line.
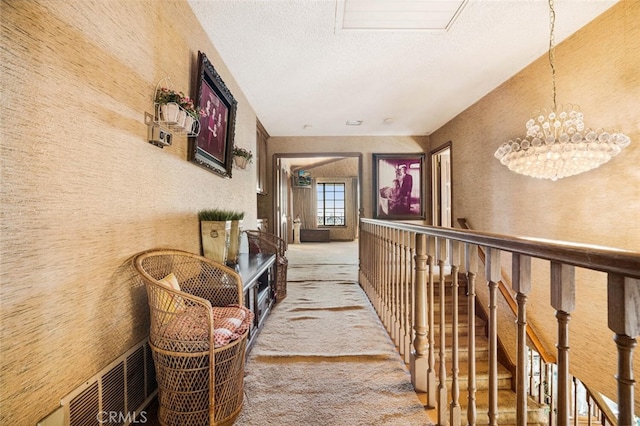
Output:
[427, 236, 437, 407]
[410, 233, 416, 364]
[465, 243, 478, 426]
[449, 240, 461, 426]
[573, 376, 578, 426]
[549, 363, 556, 426]
[529, 349, 535, 400]
[391, 228, 398, 342]
[485, 247, 501, 426]
[411, 233, 429, 393]
[437, 237, 448, 425]
[538, 354, 544, 404]
[384, 227, 390, 332]
[394, 228, 401, 346]
[404, 230, 413, 364]
[513, 253, 531, 426]
[398, 229, 406, 359]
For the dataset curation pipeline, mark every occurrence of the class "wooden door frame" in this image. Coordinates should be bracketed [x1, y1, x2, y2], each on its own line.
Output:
[429, 142, 453, 227]
[271, 152, 363, 243]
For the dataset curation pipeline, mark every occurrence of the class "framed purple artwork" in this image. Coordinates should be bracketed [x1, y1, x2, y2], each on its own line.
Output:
[373, 153, 425, 220]
[189, 51, 237, 178]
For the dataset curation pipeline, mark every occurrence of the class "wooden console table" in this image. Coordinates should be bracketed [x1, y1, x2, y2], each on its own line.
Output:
[236, 253, 276, 352]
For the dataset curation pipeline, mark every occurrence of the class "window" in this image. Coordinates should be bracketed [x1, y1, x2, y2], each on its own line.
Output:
[317, 183, 345, 226]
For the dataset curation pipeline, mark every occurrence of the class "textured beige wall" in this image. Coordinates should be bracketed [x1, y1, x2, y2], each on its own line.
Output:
[428, 1, 639, 409]
[311, 156, 359, 179]
[0, 1, 258, 424]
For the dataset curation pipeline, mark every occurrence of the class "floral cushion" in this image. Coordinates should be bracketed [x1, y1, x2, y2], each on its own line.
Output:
[156, 304, 253, 352]
[212, 305, 253, 348]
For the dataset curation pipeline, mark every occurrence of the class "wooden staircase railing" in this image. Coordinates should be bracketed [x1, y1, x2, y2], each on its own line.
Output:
[459, 218, 619, 426]
[358, 218, 639, 426]
[457, 218, 555, 365]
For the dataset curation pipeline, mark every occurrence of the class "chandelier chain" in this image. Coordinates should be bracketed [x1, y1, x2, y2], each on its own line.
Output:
[548, 0, 557, 112]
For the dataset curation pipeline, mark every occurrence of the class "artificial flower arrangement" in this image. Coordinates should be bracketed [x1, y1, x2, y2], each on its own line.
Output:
[156, 87, 205, 119]
[232, 146, 253, 163]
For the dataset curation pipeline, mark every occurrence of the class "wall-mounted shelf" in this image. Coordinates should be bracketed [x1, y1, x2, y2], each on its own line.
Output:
[154, 102, 200, 136]
[145, 78, 201, 148]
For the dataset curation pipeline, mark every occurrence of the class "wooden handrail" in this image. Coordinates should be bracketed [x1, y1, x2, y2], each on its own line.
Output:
[361, 218, 640, 279]
[457, 218, 556, 364]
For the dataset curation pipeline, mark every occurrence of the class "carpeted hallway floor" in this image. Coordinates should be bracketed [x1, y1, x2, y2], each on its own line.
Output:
[234, 240, 434, 425]
[144, 240, 434, 425]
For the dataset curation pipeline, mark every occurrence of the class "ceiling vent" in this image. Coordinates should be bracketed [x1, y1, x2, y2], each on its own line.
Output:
[336, 0, 467, 32]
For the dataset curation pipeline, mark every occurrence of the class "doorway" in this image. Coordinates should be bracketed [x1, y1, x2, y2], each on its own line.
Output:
[272, 153, 363, 244]
[431, 144, 452, 227]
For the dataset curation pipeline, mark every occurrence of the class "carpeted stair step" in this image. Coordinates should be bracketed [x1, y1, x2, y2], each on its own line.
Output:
[459, 389, 548, 425]
[427, 285, 551, 425]
[431, 297, 473, 315]
[431, 314, 486, 337]
[575, 416, 603, 425]
[423, 389, 549, 425]
[433, 333, 489, 358]
[441, 360, 513, 391]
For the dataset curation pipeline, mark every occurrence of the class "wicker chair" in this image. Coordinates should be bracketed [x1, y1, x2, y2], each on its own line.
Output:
[244, 230, 288, 302]
[134, 249, 252, 426]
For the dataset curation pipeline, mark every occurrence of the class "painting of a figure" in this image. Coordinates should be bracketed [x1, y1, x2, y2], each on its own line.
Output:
[189, 51, 237, 178]
[197, 80, 229, 163]
[373, 153, 425, 220]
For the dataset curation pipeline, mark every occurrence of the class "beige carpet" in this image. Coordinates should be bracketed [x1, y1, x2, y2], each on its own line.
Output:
[235, 241, 434, 425]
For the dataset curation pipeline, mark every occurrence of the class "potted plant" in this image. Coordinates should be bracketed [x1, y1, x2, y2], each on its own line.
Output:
[155, 87, 185, 125]
[156, 87, 205, 133]
[198, 209, 245, 265]
[179, 95, 205, 134]
[232, 146, 253, 169]
[198, 209, 233, 264]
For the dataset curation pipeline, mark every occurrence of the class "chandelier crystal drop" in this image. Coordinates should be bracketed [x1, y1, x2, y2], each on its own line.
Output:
[494, 107, 631, 181]
[495, 0, 630, 181]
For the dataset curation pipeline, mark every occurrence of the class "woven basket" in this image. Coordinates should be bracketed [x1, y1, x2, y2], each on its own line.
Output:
[134, 249, 249, 426]
[245, 230, 288, 302]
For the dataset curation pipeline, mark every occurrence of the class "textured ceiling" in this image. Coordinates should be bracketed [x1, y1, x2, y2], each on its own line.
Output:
[188, 0, 617, 137]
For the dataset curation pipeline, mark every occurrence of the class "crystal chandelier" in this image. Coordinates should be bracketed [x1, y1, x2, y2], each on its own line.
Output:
[494, 0, 630, 181]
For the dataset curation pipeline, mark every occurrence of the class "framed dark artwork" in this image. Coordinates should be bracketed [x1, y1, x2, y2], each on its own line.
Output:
[292, 170, 312, 188]
[189, 51, 237, 178]
[373, 153, 425, 220]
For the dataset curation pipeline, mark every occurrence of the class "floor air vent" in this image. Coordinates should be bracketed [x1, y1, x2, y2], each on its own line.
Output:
[61, 339, 157, 426]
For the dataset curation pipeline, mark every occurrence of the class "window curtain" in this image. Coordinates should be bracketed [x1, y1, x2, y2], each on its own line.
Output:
[350, 177, 359, 239]
[292, 178, 317, 229]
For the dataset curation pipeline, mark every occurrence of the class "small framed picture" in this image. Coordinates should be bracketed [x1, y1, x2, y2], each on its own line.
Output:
[373, 153, 425, 220]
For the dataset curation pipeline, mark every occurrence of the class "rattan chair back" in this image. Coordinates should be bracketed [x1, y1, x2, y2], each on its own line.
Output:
[134, 249, 248, 426]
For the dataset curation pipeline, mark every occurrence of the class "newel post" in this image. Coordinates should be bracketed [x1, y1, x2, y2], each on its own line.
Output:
[411, 233, 429, 392]
[607, 275, 639, 426]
